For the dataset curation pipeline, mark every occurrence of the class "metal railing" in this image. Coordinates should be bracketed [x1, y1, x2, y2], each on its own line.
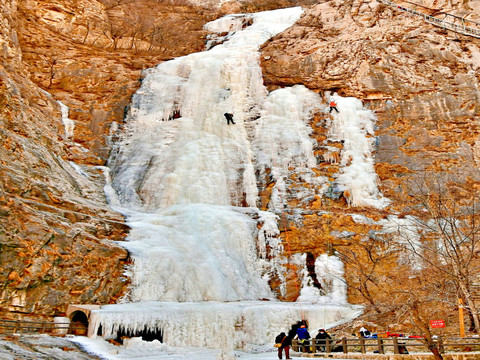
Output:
[292, 336, 480, 354]
[379, 0, 480, 39]
[0, 318, 86, 335]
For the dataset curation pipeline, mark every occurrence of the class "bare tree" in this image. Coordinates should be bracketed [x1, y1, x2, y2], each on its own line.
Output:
[330, 172, 480, 359]
[399, 173, 480, 332]
[82, 16, 105, 45]
[147, 25, 163, 52]
[105, 20, 123, 50]
[335, 233, 451, 359]
[409, 299, 445, 360]
[334, 235, 401, 314]
[45, 58, 57, 88]
[123, 4, 156, 52]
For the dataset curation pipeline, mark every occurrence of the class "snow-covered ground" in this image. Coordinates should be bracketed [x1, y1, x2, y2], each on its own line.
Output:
[71, 336, 351, 360]
[0, 334, 352, 360]
[0, 334, 95, 360]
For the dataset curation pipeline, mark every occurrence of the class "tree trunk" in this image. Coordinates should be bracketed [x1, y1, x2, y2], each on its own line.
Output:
[457, 279, 480, 332]
[359, 281, 381, 313]
[463, 294, 480, 332]
[411, 300, 443, 360]
[427, 343, 444, 360]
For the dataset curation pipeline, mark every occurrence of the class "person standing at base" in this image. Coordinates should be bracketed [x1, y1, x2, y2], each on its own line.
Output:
[224, 112, 235, 125]
[295, 324, 311, 353]
[275, 332, 292, 359]
[329, 100, 339, 113]
[359, 326, 371, 338]
[315, 328, 331, 352]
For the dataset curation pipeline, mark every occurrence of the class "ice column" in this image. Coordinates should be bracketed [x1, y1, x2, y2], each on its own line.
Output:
[253, 85, 326, 211]
[58, 101, 75, 140]
[327, 95, 390, 209]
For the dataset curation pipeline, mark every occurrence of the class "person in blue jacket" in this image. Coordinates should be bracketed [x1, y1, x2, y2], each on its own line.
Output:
[295, 324, 311, 352]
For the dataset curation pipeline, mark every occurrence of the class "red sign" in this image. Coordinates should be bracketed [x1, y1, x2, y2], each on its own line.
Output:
[430, 319, 445, 328]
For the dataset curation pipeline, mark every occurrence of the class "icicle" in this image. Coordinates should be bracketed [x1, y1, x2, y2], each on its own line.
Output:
[58, 101, 75, 140]
[91, 301, 362, 349]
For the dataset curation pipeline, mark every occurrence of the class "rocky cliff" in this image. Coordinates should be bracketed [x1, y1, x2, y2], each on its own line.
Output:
[0, 0, 214, 318]
[260, 0, 480, 330]
[1, 0, 128, 318]
[1, 0, 480, 332]
[261, 0, 480, 249]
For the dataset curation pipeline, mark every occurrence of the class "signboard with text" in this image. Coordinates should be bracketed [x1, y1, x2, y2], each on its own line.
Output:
[430, 319, 445, 328]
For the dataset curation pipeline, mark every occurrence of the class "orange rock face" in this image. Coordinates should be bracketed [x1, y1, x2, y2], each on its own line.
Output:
[0, 0, 214, 318]
[259, 0, 480, 327]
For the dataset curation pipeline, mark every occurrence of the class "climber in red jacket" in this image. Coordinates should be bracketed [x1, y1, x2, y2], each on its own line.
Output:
[329, 100, 339, 113]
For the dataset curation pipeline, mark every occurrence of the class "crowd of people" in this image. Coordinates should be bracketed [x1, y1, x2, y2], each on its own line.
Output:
[274, 322, 378, 358]
[275, 324, 413, 357]
[274, 321, 338, 359]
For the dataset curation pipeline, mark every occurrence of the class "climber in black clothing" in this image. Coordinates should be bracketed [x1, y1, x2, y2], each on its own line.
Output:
[224, 112, 235, 125]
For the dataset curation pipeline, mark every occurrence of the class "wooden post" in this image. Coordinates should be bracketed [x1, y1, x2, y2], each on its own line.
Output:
[393, 337, 399, 354]
[326, 338, 331, 353]
[13, 320, 19, 333]
[377, 338, 384, 354]
[292, 339, 298, 352]
[311, 338, 316, 353]
[342, 337, 348, 353]
[459, 298, 465, 337]
[438, 337, 445, 354]
[360, 337, 366, 354]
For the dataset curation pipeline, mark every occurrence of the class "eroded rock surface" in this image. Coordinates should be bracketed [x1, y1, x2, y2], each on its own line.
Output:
[260, 0, 480, 305]
[1, 0, 213, 318]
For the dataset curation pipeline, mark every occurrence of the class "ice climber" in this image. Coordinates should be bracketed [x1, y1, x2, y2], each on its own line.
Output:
[224, 112, 235, 125]
[329, 100, 339, 113]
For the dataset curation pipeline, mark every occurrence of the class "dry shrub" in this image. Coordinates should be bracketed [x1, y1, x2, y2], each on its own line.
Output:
[95, 0, 216, 55]
[239, 0, 318, 13]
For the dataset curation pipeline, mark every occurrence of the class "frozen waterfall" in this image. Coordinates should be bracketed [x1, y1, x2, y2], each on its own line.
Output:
[97, 7, 370, 354]
[326, 95, 390, 209]
[106, 8, 316, 303]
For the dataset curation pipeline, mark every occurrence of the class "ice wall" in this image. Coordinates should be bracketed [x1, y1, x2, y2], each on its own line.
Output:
[326, 95, 390, 209]
[107, 7, 316, 304]
[109, 8, 309, 211]
[91, 301, 362, 350]
[253, 85, 326, 211]
[121, 205, 272, 302]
